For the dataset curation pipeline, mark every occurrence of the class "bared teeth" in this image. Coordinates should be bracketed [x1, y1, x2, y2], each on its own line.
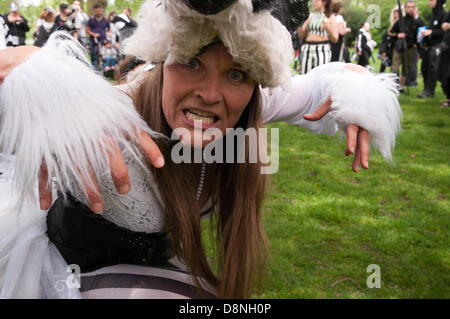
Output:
[185, 110, 215, 124]
[186, 109, 215, 118]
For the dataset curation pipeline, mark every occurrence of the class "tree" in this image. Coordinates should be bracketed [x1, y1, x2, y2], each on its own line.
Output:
[86, 0, 108, 16]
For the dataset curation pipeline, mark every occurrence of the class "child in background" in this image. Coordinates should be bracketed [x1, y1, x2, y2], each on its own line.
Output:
[100, 39, 118, 72]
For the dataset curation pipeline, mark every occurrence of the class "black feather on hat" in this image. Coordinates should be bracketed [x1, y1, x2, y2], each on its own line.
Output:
[181, 0, 309, 33]
[125, 0, 306, 88]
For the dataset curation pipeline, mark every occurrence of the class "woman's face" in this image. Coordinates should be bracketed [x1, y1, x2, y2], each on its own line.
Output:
[162, 43, 255, 147]
[312, 0, 324, 12]
[394, 10, 399, 20]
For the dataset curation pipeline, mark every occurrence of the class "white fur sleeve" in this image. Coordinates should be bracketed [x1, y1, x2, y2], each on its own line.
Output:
[261, 62, 402, 163]
[0, 32, 159, 203]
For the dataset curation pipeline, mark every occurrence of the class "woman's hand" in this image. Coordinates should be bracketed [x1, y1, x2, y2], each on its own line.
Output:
[304, 99, 370, 172]
[0, 46, 166, 213]
[38, 130, 165, 212]
[303, 64, 370, 173]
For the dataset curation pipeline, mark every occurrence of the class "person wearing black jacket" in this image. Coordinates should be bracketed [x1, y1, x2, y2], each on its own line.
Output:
[356, 22, 373, 67]
[113, 8, 138, 42]
[33, 9, 57, 48]
[390, 1, 426, 92]
[437, 11, 450, 108]
[4, 2, 29, 47]
[55, 3, 77, 36]
[417, 0, 447, 98]
[379, 9, 399, 73]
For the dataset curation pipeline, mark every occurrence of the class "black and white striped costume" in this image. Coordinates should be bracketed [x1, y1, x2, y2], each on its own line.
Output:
[300, 12, 332, 74]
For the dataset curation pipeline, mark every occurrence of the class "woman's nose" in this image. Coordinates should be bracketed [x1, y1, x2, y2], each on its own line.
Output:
[195, 73, 223, 105]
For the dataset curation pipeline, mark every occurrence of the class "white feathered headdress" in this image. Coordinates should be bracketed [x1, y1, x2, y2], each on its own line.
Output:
[123, 0, 309, 89]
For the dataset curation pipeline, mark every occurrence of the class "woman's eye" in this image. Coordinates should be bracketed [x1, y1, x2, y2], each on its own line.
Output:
[185, 59, 199, 69]
[229, 70, 246, 82]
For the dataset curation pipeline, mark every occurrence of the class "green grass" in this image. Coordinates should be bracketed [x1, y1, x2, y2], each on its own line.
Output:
[204, 57, 450, 299]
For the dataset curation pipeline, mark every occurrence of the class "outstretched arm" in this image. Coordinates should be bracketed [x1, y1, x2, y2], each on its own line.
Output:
[261, 63, 402, 172]
[0, 36, 165, 213]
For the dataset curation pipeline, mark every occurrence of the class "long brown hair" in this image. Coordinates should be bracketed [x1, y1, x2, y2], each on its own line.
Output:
[323, 0, 332, 17]
[130, 63, 269, 298]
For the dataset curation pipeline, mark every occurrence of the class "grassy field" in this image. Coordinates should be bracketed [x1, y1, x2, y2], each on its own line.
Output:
[255, 57, 449, 298]
[204, 56, 449, 299]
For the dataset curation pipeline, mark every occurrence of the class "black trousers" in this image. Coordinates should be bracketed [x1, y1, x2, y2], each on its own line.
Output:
[421, 45, 441, 94]
[442, 78, 450, 100]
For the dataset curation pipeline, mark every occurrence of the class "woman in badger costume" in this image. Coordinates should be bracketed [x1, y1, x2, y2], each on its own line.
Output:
[0, 0, 401, 299]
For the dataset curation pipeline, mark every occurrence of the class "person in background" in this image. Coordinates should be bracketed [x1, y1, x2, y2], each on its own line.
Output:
[405, 6, 421, 87]
[437, 12, 450, 108]
[114, 8, 138, 43]
[34, 7, 50, 42]
[390, 0, 425, 93]
[356, 22, 376, 68]
[0, 15, 8, 50]
[4, 2, 29, 47]
[380, 9, 399, 73]
[297, 0, 339, 74]
[292, 30, 302, 72]
[417, 0, 447, 98]
[106, 11, 119, 48]
[330, 1, 351, 62]
[86, 4, 110, 69]
[73, 0, 89, 48]
[100, 39, 119, 73]
[55, 3, 77, 39]
[33, 7, 57, 48]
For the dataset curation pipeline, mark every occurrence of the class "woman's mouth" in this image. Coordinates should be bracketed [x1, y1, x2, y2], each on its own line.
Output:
[183, 109, 219, 128]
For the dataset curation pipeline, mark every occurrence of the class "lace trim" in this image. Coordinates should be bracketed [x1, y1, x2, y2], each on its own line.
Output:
[98, 150, 165, 233]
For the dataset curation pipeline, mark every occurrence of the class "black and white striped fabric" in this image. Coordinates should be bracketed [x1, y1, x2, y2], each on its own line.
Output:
[300, 42, 332, 74]
[0, 15, 9, 49]
[307, 12, 328, 37]
[80, 264, 218, 299]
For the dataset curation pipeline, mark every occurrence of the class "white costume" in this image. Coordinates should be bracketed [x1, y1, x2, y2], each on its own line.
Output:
[0, 0, 401, 298]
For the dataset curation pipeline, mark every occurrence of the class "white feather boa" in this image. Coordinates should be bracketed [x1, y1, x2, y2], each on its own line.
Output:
[305, 63, 402, 163]
[0, 32, 158, 204]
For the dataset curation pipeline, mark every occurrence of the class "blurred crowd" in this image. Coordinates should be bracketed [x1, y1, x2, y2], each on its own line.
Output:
[378, 0, 449, 107]
[0, 1, 137, 77]
[293, 0, 450, 108]
[0, 0, 449, 107]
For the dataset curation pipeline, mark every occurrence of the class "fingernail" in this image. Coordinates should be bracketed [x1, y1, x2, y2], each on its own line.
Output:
[156, 156, 165, 168]
[350, 146, 355, 154]
[93, 202, 104, 213]
[119, 184, 130, 194]
[364, 161, 369, 168]
[40, 199, 48, 210]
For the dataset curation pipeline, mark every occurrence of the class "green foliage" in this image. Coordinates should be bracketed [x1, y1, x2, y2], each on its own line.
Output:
[106, 0, 146, 16]
[342, 4, 367, 47]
